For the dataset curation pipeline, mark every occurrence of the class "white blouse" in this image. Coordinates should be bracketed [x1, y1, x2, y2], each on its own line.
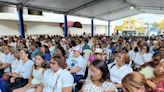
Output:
[11, 59, 23, 73]
[1, 53, 16, 72]
[67, 55, 87, 76]
[108, 63, 133, 84]
[42, 69, 74, 92]
[25, 67, 44, 92]
[15, 59, 34, 79]
[31, 67, 43, 85]
[82, 78, 117, 92]
[134, 52, 152, 68]
[128, 50, 135, 61]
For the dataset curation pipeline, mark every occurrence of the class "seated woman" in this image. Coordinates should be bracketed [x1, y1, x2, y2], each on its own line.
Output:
[29, 42, 39, 60]
[138, 52, 162, 80]
[122, 72, 147, 92]
[39, 45, 51, 62]
[146, 61, 164, 92]
[10, 50, 23, 73]
[13, 55, 45, 92]
[108, 51, 133, 91]
[39, 56, 74, 92]
[0, 45, 16, 77]
[81, 59, 117, 92]
[6, 49, 34, 92]
[0, 49, 22, 92]
[133, 44, 153, 69]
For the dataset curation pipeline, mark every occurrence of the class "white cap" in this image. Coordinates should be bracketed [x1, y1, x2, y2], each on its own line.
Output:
[61, 38, 66, 42]
[72, 45, 82, 53]
[94, 48, 103, 54]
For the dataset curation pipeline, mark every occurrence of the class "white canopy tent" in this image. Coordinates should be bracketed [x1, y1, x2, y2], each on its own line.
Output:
[0, 0, 163, 21]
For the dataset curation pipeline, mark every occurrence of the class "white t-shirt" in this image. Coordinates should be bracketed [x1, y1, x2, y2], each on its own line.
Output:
[82, 78, 117, 92]
[149, 46, 155, 55]
[128, 50, 135, 61]
[49, 46, 55, 56]
[0, 52, 5, 63]
[31, 68, 44, 85]
[67, 55, 87, 76]
[134, 52, 153, 68]
[146, 53, 153, 61]
[15, 59, 34, 79]
[108, 63, 133, 83]
[25, 68, 44, 92]
[11, 59, 23, 73]
[0, 53, 15, 64]
[42, 69, 74, 92]
[1, 53, 16, 72]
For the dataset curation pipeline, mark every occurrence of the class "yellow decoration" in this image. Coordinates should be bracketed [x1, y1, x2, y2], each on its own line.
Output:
[114, 17, 147, 33]
[158, 20, 164, 30]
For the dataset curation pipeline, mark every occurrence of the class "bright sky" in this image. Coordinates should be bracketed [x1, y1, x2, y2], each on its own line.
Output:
[134, 13, 164, 23]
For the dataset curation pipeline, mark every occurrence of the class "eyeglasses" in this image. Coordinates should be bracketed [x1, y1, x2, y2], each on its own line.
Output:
[49, 62, 56, 65]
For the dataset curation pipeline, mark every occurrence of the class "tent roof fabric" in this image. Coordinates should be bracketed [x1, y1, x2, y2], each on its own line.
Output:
[0, 0, 164, 21]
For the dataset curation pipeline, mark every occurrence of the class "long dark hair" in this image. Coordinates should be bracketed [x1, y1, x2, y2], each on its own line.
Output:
[141, 44, 149, 53]
[56, 42, 66, 56]
[42, 45, 50, 53]
[90, 59, 110, 82]
[34, 55, 46, 69]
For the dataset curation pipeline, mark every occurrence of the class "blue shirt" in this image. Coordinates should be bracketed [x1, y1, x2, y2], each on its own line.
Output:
[44, 52, 51, 62]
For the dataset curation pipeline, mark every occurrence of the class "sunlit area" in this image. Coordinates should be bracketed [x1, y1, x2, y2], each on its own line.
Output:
[111, 13, 164, 36]
[0, 0, 164, 92]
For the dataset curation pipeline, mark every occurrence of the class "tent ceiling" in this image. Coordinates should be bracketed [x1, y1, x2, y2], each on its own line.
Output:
[28, 0, 95, 12]
[0, 0, 164, 21]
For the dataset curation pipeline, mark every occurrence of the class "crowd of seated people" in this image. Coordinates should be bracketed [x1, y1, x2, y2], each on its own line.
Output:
[0, 34, 163, 92]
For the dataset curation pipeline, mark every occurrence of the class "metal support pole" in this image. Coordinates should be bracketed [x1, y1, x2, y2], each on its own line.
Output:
[108, 20, 110, 36]
[17, 5, 25, 38]
[91, 18, 94, 36]
[64, 15, 68, 37]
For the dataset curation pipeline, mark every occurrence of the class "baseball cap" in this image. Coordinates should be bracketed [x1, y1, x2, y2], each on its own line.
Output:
[94, 48, 103, 54]
[72, 45, 82, 53]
